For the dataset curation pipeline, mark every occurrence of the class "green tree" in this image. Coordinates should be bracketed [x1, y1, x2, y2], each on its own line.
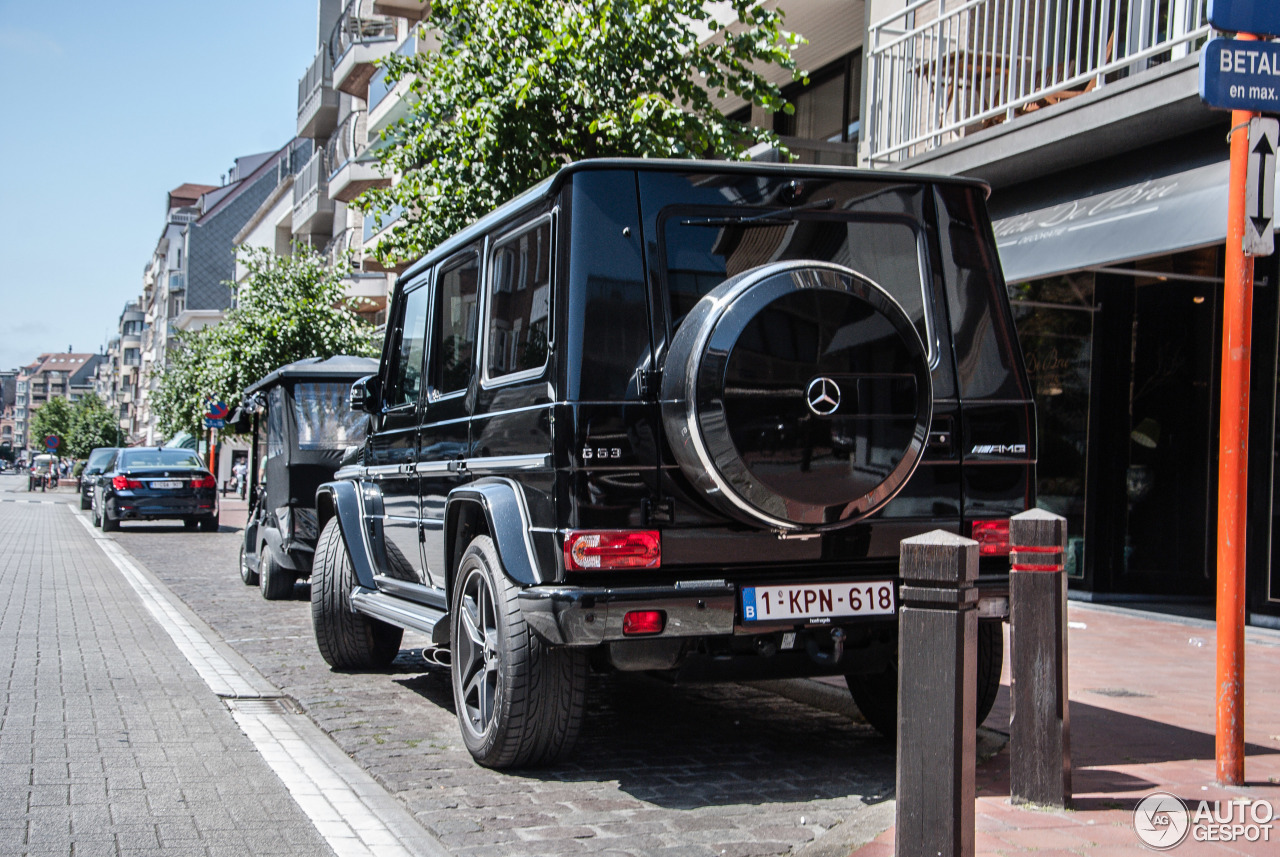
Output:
[67, 393, 123, 458]
[29, 396, 73, 455]
[153, 246, 380, 439]
[358, 0, 803, 266]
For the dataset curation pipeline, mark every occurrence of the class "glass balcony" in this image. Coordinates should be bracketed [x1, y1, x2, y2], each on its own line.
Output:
[297, 50, 340, 139]
[329, 0, 398, 97]
[326, 110, 390, 202]
[293, 149, 336, 236]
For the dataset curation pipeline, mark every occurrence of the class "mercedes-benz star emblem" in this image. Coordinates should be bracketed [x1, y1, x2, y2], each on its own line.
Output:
[806, 377, 841, 416]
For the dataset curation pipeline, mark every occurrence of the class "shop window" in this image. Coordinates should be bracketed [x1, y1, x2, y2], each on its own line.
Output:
[1008, 273, 1095, 578]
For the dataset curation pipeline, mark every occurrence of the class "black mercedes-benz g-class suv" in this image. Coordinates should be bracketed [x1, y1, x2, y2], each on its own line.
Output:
[311, 159, 1034, 769]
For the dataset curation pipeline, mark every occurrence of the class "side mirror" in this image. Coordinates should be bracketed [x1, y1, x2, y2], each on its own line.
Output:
[350, 375, 380, 414]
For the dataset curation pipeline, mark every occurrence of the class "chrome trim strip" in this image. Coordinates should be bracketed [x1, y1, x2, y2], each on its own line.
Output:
[464, 454, 551, 473]
[334, 465, 365, 480]
[414, 461, 454, 475]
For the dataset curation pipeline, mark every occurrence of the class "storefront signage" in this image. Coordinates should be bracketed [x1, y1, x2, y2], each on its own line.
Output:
[1209, 0, 1280, 39]
[1200, 38, 1280, 113]
[1246, 117, 1278, 256]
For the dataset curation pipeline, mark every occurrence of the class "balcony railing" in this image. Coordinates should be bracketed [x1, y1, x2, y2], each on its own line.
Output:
[168, 272, 185, 290]
[294, 149, 327, 211]
[326, 110, 369, 179]
[865, 0, 1210, 165]
[329, 0, 397, 67]
[169, 208, 199, 225]
[299, 49, 332, 113]
[369, 29, 417, 110]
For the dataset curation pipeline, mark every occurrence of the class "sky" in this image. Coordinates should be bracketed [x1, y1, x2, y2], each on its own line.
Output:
[0, 0, 320, 372]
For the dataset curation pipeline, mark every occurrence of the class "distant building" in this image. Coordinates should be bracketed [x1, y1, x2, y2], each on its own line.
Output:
[13, 352, 106, 455]
[135, 145, 307, 443]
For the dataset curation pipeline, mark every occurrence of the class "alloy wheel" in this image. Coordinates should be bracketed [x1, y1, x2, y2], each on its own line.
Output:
[455, 567, 500, 739]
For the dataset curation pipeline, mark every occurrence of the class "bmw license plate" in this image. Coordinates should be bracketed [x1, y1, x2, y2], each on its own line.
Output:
[742, 580, 896, 623]
[151, 480, 183, 489]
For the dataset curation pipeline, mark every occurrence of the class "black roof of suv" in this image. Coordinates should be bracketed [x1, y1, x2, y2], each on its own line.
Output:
[310, 159, 1034, 768]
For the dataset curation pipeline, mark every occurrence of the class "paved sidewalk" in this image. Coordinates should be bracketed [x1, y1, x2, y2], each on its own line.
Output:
[848, 603, 1280, 856]
[0, 497, 336, 856]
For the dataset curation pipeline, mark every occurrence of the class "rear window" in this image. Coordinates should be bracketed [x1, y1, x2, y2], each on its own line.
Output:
[119, 449, 204, 469]
[292, 382, 368, 449]
[660, 209, 930, 358]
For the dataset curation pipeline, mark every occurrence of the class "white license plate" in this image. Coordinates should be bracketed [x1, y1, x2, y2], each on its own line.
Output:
[742, 580, 896, 622]
[151, 480, 184, 489]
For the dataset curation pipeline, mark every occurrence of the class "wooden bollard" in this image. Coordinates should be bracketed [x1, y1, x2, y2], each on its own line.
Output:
[1009, 509, 1072, 808]
[896, 530, 978, 857]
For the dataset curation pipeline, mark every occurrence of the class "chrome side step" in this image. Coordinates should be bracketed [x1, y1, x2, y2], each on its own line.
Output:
[350, 587, 446, 637]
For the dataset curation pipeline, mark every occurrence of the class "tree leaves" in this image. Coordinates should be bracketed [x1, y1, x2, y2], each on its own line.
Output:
[356, 0, 802, 268]
[152, 246, 380, 440]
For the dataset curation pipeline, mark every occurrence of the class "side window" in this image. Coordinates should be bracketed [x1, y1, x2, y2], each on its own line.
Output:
[266, 385, 286, 459]
[486, 219, 552, 382]
[431, 252, 480, 396]
[386, 284, 431, 408]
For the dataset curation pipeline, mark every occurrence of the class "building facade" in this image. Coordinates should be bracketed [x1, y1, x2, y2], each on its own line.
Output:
[853, 0, 1278, 625]
[12, 353, 106, 457]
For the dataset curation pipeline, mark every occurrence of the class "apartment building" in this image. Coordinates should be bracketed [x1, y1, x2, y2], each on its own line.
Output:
[282, 0, 424, 325]
[135, 146, 306, 443]
[94, 301, 146, 445]
[839, 0, 1276, 624]
[0, 369, 16, 457]
[12, 353, 105, 456]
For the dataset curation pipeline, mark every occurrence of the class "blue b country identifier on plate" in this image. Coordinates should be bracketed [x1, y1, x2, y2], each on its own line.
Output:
[742, 580, 896, 622]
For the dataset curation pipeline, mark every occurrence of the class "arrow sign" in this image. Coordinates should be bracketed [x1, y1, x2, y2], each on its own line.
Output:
[1245, 117, 1278, 257]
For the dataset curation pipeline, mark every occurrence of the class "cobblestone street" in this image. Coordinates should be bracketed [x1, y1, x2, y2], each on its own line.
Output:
[1, 479, 898, 856]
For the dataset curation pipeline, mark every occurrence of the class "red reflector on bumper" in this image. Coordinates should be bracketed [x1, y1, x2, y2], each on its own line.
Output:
[971, 519, 1011, 556]
[564, 530, 660, 570]
[622, 610, 665, 636]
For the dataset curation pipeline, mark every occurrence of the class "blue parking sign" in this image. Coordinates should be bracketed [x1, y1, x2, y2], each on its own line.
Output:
[1210, 0, 1280, 39]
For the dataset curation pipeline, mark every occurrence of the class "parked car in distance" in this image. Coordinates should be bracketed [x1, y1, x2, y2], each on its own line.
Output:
[92, 448, 219, 532]
[27, 454, 57, 492]
[78, 447, 120, 510]
[311, 159, 1034, 769]
[231, 355, 377, 600]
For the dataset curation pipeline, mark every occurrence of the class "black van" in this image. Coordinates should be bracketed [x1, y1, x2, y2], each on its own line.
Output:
[310, 159, 1034, 768]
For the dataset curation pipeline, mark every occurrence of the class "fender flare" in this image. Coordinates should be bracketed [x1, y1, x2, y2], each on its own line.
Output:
[315, 480, 380, 590]
[260, 525, 293, 571]
[444, 478, 541, 588]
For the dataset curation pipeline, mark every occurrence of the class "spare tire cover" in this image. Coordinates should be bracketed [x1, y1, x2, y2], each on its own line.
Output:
[661, 261, 932, 531]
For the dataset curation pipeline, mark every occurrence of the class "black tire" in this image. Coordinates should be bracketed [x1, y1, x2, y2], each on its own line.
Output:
[239, 542, 260, 586]
[91, 500, 102, 528]
[259, 544, 295, 600]
[183, 518, 199, 530]
[101, 508, 119, 532]
[199, 515, 219, 533]
[451, 535, 587, 769]
[311, 517, 402, 669]
[79, 493, 90, 511]
[846, 619, 1004, 739]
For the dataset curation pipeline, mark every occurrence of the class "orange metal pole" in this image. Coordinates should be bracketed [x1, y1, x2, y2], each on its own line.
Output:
[1216, 35, 1258, 786]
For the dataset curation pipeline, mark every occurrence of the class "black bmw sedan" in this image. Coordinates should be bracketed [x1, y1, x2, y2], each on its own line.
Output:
[93, 448, 219, 532]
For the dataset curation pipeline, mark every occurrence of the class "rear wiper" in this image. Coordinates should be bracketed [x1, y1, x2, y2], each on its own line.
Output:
[679, 198, 836, 227]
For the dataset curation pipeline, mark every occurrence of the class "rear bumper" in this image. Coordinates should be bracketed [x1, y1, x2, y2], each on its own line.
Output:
[109, 494, 218, 520]
[518, 575, 1011, 646]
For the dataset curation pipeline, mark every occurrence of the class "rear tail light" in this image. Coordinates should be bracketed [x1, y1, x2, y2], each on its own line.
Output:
[112, 475, 142, 490]
[192, 475, 217, 489]
[971, 519, 1011, 556]
[564, 530, 660, 570]
[622, 610, 665, 636]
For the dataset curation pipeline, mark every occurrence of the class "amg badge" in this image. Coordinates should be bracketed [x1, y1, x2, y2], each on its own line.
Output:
[970, 444, 1027, 454]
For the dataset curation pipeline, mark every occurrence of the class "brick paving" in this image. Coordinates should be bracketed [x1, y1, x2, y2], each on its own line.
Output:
[0, 483, 336, 856]
[110, 497, 900, 856]
[848, 603, 1280, 856]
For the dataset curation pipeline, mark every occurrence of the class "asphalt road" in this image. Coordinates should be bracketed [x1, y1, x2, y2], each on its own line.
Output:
[14, 475, 899, 856]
